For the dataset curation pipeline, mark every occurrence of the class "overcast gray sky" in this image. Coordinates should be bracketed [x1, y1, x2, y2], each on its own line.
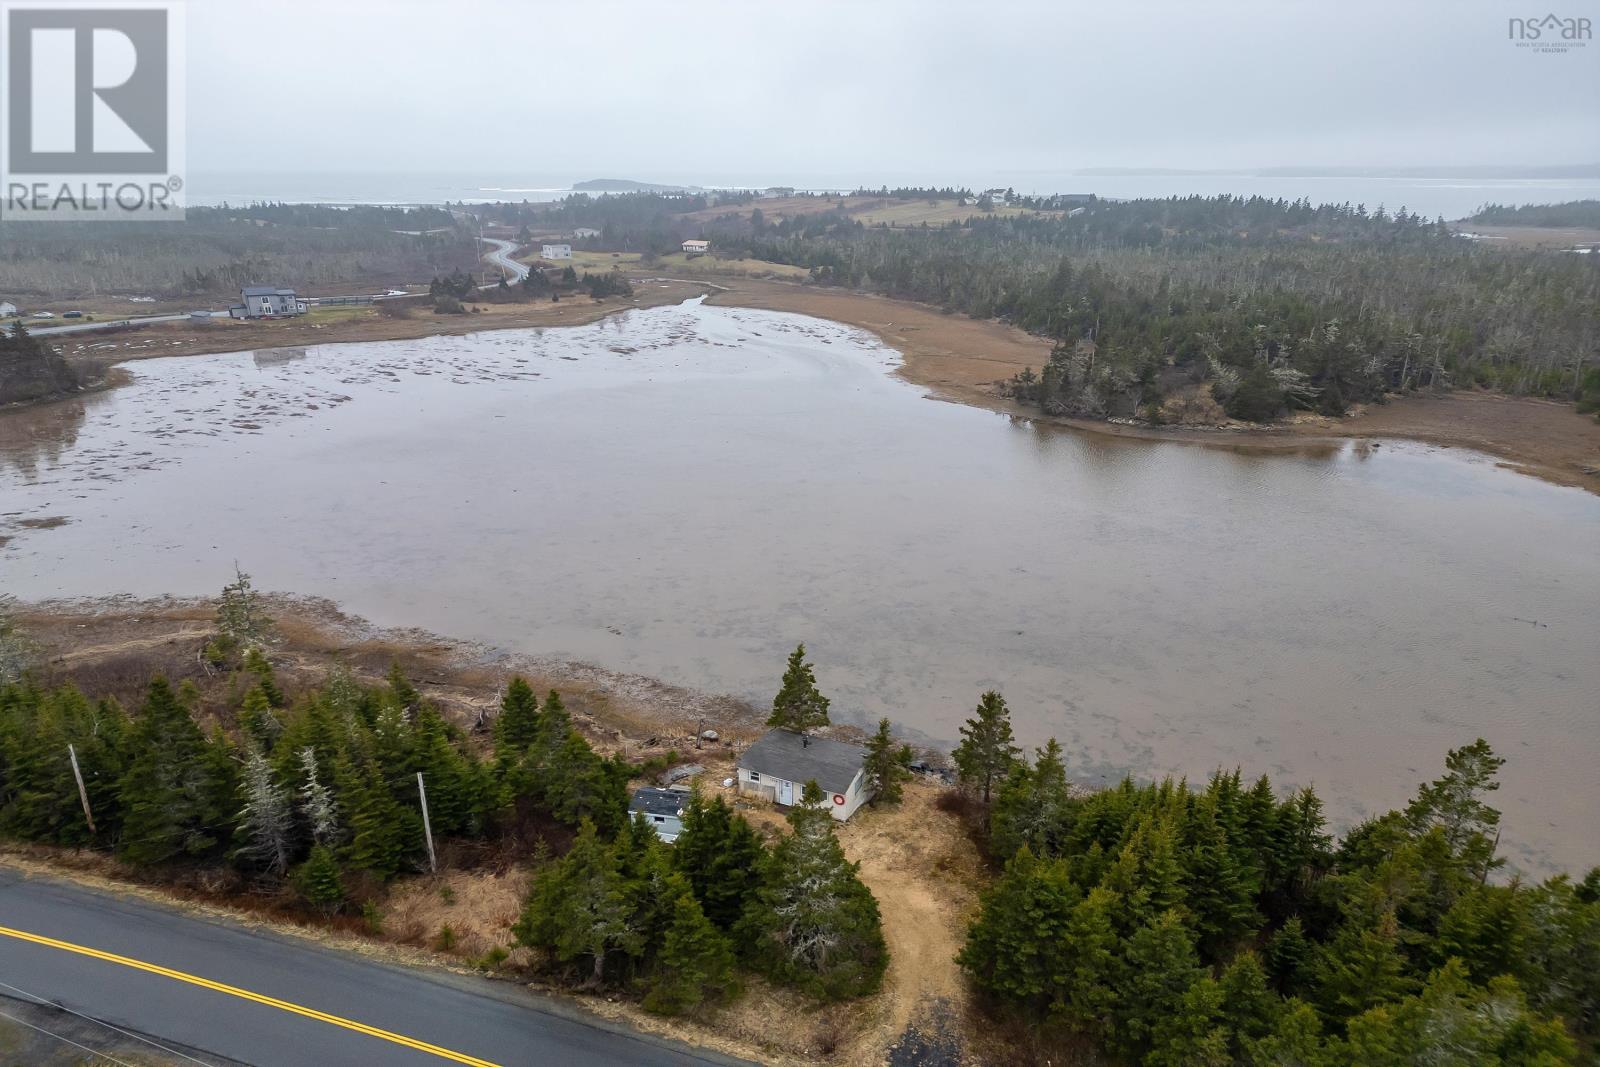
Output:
[187, 0, 1599, 180]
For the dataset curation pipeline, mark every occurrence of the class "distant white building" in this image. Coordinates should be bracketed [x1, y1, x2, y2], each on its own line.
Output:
[573, 227, 601, 239]
[541, 243, 573, 260]
[681, 239, 710, 255]
[0, 302, 17, 317]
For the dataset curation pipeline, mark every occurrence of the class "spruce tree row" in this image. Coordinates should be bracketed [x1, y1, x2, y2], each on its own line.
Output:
[951, 692, 1599, 1064]
[512, 784, 886, 1014]
[0, 621, 893, 1017]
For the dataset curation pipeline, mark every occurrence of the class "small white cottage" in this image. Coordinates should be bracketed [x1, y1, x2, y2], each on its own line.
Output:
[540, 243, 573, 260]
[736, 729, 873, 822]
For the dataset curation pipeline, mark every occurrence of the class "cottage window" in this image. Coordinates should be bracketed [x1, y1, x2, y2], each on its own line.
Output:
[749, 771, 761, 783]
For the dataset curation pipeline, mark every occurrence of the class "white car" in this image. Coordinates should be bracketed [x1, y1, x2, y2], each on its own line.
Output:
[31, 311, 55, 319]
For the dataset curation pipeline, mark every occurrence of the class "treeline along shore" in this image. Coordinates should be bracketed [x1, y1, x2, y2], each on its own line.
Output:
[1, 586, 1596, 1065]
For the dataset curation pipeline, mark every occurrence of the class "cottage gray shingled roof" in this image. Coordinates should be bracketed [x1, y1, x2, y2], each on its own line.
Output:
[738, 729, 866, 795]
[630, 788, 687, 817]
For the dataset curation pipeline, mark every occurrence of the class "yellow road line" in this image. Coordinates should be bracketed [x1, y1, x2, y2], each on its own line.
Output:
[0, 925, 500, 1066]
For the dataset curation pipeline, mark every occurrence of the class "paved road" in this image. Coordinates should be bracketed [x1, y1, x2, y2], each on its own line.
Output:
[5, 236, 528, 340]
[15, 313, 196, 337]
[0, 866, 753, 1067]
[480, 237, 530, 282]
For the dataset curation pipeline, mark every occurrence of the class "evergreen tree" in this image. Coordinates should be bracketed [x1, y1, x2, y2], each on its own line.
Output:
[385, 663, 420, 714]
[293, 844, 345, 913]
[1404, 738, 1506, 880]
[1435, 883, 1529, 986]
[1184, 800, 1262, 958]
[215, 566, 271, 652]
[344, 760, 415, 879]
[952, 690, 1020, 803]
[1218, 951, 1281, 1055]
[494, 677, 541, 761]
[1266, 916, 1316, 997]
[671, 792, 766, 930]
[234, 744, 294, 879]
[412, 706, 483, 837]
[1116, 910, 1205, 1059]
[957, 846, 1079, 1009]
[765, 644, 830, 733]
[1313, 912, 1414, 1023]
[543, 733, 627, 834]
[1243, 1000, 1334, 1067]
[514, 820, 642, 986]
[1146, 975, 1230, 1067]
[988, 739, 1074, 861]
[740, 781, 886, 1000]
[1054, 885, 1122, 1038]
[117, 679, 233, 866]
[242, 648, 285, 708]
[297, 746, 340, 847]
[862, 718, 910, 805]
[237, 685, 281, 751]
[642, 890, 738, 1016]
[1342, 961, 1576, 1065]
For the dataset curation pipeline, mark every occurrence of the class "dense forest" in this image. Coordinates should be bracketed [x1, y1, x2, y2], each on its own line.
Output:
[950, 692, 1599, 1064]
[1468, 201, 1600, 228]
[515, 192, 1600, 421]
[0, 586, 885, 1017]
[0, 204, 477, 299]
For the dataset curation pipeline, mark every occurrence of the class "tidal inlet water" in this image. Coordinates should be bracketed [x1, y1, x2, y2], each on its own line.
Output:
[3, 298, 1597, 874]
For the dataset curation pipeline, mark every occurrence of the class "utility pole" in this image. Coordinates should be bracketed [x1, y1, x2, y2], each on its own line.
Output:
[67, 744, 95, 835]
[416, 771, 437, 874]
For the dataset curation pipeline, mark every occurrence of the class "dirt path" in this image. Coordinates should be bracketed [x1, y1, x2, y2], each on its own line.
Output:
[835, 785, 982, 1066]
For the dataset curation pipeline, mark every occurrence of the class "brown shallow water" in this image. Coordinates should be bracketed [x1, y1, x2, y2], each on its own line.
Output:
[3, 298, 1597, 874]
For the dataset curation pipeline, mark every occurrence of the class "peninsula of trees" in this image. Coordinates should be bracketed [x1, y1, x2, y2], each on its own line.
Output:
[483, 191, 1600, 423]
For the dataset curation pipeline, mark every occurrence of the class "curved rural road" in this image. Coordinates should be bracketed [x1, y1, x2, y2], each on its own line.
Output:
[0, 866, 752, 1067]
[480, 237, 530, 283]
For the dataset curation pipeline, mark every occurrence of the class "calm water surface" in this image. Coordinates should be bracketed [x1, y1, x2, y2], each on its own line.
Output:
[3, 299, 1596, 873]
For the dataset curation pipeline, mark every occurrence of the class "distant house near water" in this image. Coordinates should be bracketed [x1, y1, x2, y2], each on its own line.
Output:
[630, 787, 688, 842]
[230, 286, 305, 320]
[681, 239, 710, 256]
[573, 227, 601, 239]
[540, 243, 573, 260]
[736, 729, 873, 821]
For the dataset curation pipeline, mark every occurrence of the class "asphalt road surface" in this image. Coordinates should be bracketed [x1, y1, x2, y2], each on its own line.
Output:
[0, 866, 753, 1067]
[480, 237, 530, 282]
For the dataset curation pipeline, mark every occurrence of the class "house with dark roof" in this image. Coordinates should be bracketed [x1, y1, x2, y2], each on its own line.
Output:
[736, 729, 873, 821]
[230, 286, 305, 320]
[630, 787, 688, 842]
